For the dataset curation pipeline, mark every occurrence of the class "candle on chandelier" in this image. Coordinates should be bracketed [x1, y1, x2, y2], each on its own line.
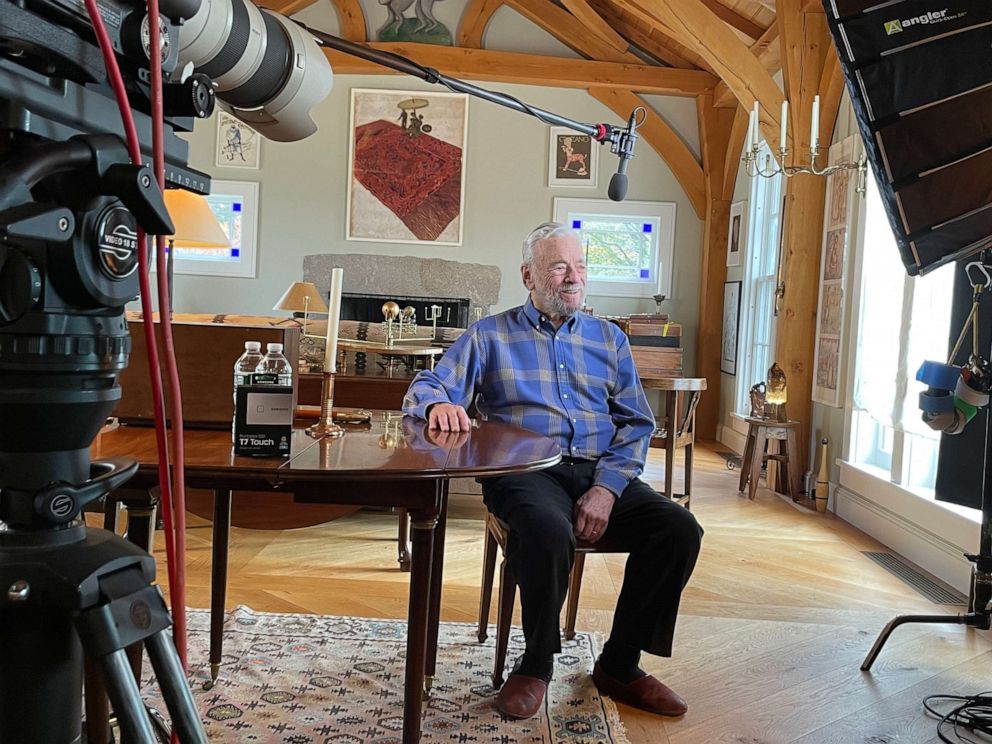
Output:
[779, 100, 788, 152]
[810, 95, 820, 150]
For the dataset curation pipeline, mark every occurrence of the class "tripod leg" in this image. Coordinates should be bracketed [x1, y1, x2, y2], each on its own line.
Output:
[861, 613, 970, 671]
[95, 647, 159, 744]
[145, 629, 207, 744]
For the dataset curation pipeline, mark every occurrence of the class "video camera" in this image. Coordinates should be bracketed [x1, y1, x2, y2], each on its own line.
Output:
[0, 0, 331, 740]
[1, 0, 333, 191]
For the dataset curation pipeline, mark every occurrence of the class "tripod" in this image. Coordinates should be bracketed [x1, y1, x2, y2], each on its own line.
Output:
[0, 135, 207, 742]
[0, 471, 206, 743]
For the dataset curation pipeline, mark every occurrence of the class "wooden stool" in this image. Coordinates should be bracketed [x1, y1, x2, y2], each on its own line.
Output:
[738, 417, 801, 501]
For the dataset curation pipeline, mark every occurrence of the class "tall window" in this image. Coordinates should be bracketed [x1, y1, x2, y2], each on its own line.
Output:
[736, 143, 783, 412]
[850, 171, 955, 492]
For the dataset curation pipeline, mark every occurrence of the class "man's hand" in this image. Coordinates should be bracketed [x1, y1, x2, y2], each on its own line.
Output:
[428, 402, 472, 432]
[574, 485, 616, 543]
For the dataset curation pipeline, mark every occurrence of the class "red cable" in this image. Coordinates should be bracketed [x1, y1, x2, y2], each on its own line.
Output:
[82, 0, 180, 645]
[147, 0, 189, 670]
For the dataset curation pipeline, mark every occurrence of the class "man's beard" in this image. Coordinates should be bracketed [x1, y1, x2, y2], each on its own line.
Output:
[541, 282, 585, 317]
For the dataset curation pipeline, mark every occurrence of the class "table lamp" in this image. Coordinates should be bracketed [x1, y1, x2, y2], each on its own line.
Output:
[163, 189, 231, 309]
[273, 281, 328, 337]
[766, 361, 788, 422]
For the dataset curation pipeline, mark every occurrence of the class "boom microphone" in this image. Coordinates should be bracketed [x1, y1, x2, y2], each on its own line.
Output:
[607, 108, 643, 202]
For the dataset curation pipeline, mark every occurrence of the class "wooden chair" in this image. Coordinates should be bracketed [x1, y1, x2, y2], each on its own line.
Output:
[476, 513, 627, 687]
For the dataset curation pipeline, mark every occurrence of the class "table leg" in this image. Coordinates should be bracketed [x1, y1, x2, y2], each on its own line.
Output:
[404, 507, 437, 744]
[748, 428, 767, 501]
[664, 391, 677, 499]
[425, 483, 449, 696]
[397, 508, 412, 572]
[204, 489, 232, 691]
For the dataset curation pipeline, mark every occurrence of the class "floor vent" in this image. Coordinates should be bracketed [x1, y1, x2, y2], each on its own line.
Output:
[861, 551, 968, 605]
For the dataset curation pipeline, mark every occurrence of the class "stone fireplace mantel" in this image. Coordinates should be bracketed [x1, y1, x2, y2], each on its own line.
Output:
[303, 253, 502, 321]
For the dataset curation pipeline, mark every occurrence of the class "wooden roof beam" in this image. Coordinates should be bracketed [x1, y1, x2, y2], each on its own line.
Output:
[500, 0, 639, 63]
[560, 0, 630, 53]
[589, 87, 705, 218]
[779, 0, 830, 155]
[614, 0, 784, 144]
[260, 0, 319, 15]
[698, 0, 766, 40]
[329, 0, 367, 42]
[457, 0, 503, 48]
[587, 0, 698, 69]
[324, 43, 718, 95]
[713, 21, 779, 107]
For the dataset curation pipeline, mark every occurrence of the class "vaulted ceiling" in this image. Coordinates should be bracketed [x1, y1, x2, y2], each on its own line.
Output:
[263, 0, 841, 225]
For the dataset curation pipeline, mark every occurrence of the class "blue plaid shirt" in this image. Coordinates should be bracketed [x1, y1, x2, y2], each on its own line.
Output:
[403, 298, 655, 497]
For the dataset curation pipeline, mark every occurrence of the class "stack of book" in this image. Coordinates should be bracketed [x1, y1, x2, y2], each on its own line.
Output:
[623, 314, 683, 378]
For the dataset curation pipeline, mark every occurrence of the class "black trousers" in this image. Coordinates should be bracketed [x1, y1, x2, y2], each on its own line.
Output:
[481, 459, 703, 663]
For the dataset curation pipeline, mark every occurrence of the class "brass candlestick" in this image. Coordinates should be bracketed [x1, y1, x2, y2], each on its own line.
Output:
[307, 371, 345, 438]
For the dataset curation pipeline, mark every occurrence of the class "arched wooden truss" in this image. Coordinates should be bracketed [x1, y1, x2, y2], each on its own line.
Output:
[260, 0, 847, 462]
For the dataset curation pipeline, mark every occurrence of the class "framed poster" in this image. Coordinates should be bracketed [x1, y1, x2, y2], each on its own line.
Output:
[346, 88, 468, 245]
[727, 200, 746, 267]
[721, 280, 742, 375]
[170, 180, 259, 278]
[812, 135, 864, 406]
[215, 111, 260, 169]
[548, 126, 598, 188]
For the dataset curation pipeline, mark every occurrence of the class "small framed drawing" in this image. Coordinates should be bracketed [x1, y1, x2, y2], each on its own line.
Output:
[726, 200, 746, 267]
[548, 126, 598, 188]
[215, 111, 260, 169]
[721, 280, 742, 375]
[171, 180, 259, 278]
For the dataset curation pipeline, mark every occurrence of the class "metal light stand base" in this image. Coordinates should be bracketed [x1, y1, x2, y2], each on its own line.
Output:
[307, 371, 345, 439]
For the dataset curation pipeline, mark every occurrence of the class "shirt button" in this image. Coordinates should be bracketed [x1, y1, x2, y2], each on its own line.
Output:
[572, 418, 576, 423]
[563, 393, 568, 399]
[559, 363, 564, 368]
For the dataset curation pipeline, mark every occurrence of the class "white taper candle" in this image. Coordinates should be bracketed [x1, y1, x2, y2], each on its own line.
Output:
[780, 99, 788, 152]
[810, 95, 820, 150]
[323, 267, 343, 373]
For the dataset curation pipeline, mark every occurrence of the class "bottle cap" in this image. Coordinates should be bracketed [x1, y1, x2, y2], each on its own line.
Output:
[245, 341, 261, 351]
[267, 343, 283, 353]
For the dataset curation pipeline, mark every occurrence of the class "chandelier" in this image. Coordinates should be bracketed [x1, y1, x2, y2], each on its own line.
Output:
[742, 96, 867, 194]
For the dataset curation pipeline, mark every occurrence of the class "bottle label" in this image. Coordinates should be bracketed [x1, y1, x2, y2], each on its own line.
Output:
[252, 372, 279, 385]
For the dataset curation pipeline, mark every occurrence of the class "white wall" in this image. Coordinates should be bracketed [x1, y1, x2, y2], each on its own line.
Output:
[166, 6, 704, 371]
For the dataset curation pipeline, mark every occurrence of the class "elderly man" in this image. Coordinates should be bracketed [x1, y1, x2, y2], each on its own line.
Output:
[402, 222, 703, 720]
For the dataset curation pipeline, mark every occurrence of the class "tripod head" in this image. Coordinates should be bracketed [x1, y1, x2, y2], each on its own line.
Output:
[0, 132, 171, 531]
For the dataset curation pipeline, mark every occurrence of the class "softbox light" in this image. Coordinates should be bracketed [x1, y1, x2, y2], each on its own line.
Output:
[823, 0, 992, 275]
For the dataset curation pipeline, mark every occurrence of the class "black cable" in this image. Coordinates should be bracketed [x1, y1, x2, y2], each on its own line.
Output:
[924, 692, 992, 743]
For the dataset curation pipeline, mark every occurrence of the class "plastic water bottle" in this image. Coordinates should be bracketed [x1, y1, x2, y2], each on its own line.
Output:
[254, 342, 293, 386]
[233, 341, 263, 401]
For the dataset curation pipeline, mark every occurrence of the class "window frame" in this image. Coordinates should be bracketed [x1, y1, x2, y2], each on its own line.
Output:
[552, 197, 677, 299]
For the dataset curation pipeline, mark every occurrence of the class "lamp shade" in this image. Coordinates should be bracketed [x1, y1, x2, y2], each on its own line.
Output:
[163, 189, 231, 249]
[274, 282, 328, 314]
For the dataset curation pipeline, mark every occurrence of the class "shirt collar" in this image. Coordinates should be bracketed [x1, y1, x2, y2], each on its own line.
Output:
[522, 296, 581, 332]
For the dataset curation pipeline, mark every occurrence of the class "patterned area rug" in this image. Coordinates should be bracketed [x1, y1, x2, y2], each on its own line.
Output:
[142, 607, 629, 743]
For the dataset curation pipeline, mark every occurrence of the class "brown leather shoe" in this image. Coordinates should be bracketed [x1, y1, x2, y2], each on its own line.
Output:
[495, 673, 548, 719]
[592, 661, 687, 717]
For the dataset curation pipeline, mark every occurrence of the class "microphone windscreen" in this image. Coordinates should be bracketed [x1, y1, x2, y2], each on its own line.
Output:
[608, 173, 628, 202]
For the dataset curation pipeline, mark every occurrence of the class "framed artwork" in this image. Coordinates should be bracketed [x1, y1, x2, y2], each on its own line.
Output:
[548, 126, 598, 188]
[813, 135, 864, 406]
[171, 180, 259, 278]
[215, 111, 260, 169]
[346, 88, 468, 245]
[721, 280, 742, 375]
[726, 200, 746, 267]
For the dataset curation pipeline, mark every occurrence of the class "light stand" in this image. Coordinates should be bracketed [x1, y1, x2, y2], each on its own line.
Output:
[861, 255, 992, 670]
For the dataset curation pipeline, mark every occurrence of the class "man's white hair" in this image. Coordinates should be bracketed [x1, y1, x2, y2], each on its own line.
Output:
[521, 222, 580, 267]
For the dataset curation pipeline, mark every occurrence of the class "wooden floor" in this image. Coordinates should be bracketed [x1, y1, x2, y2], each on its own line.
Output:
[138, 444, 991, 743]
